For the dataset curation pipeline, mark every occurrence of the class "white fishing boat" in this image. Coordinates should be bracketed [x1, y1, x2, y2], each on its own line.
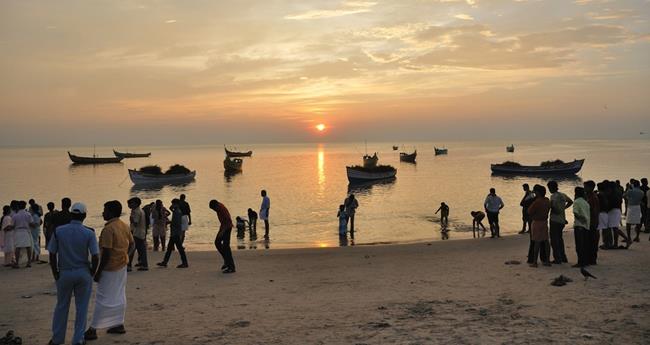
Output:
[128, 169, 196, 185]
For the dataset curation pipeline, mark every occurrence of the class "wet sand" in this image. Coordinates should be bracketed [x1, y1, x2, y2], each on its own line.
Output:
[1, 233, 649, 344]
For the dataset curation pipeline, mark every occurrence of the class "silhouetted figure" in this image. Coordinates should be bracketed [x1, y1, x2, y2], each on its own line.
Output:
[179, 194, 191, 243]
[640, 178, 649, 233]
[43, 202, 57, 249]
[344, 194, 359, 233]
[597, 181, 613, 249]
[260, 190, 270, 240]
[127, 197, 148, 271]
[52, 198, 72, 234]
[151, 200, 169, 252]
[484, 188, 504, 238]
[337, 204, 347, 237]
[157, 199, 188, 268]
[527, 185, 551, 267]
[210, 199, 235, 273]
[236, 216, 246, 239]
[608, 180, 630, 248]
[548, 180, 573, 264]
[435, 202, 449, 228]
[584, 180, 600, 265]
[471, 211, 487, 238]
[247, 208, 258, 238]
[519, 184, 535, 234]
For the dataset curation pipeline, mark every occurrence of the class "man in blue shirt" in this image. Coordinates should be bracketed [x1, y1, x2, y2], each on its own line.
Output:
[47, 202, 99, 345]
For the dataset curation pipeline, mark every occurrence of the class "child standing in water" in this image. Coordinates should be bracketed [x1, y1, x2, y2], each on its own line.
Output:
[435, 202, 450, 228]
[337, 205, 348, 237]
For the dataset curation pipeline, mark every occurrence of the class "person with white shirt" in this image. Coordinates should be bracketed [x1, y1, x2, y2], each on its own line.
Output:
[484, 188, 504, 238]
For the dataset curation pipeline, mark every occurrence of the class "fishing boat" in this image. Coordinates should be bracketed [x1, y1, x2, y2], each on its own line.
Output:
[223, 156, 243, 172]
[434, 147, 448, 155]
[224, 146, 253, 157]
[113, 149, 151, 158]
[128, 167, 196, 185]
[491, 159, 585, 176]
[506, 144, 515, 153]
[392, 145, 399, 151]
[347, 153, 396, 183]
[68, 152, 123, 164]
[399, 150, 417, 163]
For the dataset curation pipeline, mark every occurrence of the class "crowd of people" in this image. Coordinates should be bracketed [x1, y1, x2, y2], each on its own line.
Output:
[0, 189, 276, 345]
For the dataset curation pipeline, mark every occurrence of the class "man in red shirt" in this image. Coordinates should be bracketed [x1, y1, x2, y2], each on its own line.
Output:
[209, 199, 235, 273]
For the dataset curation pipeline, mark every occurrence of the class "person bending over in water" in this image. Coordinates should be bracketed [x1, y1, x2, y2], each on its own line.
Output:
[471, 211, 487, 238]
[247, 208, 257, 238]
[235, 216, 247, 239]
[435, 202, 450, 228]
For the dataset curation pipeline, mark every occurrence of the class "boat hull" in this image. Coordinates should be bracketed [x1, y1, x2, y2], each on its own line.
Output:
[346, 166, 397, 182]
[128, 169, 196, 185]
[399, 151, 417, 163]
[491, 159, 584, 175]
[506, 145, 515, 153]
[68, 152, 123, 164]
[113, 150, 151, 158]
[434, 148, 448, 155]
[225, 148, 252, 157]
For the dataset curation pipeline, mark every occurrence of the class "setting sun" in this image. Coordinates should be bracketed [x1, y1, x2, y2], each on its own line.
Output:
[315, 124, 326, 132]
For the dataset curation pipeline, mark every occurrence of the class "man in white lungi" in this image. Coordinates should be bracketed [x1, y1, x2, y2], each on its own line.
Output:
[624, 179, 644, 242]
[85, 200, 134, 341]
[11, 200, 35, 268]
[260, 190, 270, 239]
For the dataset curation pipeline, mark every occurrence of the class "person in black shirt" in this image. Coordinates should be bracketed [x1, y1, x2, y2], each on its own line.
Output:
[641, 178, 649, 233]
[247, 208, 257, 239]
[43, 202, 57, 249]
[52, 198, 72, 234]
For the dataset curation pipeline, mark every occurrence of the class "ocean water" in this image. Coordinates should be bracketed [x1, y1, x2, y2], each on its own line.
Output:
[1, 140, 648, 249]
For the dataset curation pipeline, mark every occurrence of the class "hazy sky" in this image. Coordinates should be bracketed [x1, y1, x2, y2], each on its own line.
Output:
[1, 0, 649, 146]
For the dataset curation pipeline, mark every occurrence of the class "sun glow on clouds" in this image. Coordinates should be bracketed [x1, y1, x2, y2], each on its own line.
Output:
[0, 0, 648, 145]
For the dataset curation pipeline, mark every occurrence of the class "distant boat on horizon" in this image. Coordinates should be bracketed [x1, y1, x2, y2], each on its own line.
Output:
[434, 147, 448, 155]
[113, 149, 151, 159]
[68, 151, 123, 164]
[491, 159, 584, 176]
[225, 146, 253, 157]
[399, 150, 417, 163]
[506, 144, 515, 153]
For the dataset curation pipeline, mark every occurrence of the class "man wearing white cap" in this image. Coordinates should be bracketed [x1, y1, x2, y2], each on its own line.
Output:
[47, 202, 99, 345]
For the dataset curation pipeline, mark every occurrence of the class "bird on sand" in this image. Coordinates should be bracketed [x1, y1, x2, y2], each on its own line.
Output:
[580, 267, 597, 281]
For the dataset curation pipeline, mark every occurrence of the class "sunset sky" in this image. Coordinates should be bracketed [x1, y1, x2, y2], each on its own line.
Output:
[1, 0, 649, 146]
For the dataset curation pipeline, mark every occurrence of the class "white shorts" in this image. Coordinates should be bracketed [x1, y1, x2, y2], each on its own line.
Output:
[607, 209, 622, 228]
[626, 205, 641, 225]
[597, 212, 609, 230]
[181, 215, 190, 231]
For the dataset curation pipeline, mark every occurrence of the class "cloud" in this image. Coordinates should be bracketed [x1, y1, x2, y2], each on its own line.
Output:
[285, 1, 377, 20]
[454, 13, 475, 21]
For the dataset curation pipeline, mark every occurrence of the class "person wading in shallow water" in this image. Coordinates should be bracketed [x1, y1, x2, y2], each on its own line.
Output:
[210, 199, 235, 273]
[260, 190, 270, 240]
[344, 194, 359, 233]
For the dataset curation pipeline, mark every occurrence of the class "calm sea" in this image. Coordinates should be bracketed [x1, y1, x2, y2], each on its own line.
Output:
[1, 140, 648, 249]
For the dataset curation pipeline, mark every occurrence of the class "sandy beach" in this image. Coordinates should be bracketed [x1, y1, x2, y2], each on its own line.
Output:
[1, 233, 649, 345]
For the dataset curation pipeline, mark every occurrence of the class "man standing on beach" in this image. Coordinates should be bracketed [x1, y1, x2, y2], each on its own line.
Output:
[85, 201, 134, 341]
[210, 199, 235, 273]
[623, 180, 644, 242]
[52, 198, 72, 232]
[12, 200, 35, 268]
[43, 202, 57, 250]
[548, 181, 573, 264]
[484, 188, 504, 238]
[640, 178, 649, 233]
[48, 202, 98, 345]
[584, 181, 600, 265]
[157, 199, 189, 268]
[127, 197, 148, 271]
[179, 194, 191, 242]
[260, 190, 270, 239]
[573, 187, 590, 267]
[519, 184, 535, 234]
